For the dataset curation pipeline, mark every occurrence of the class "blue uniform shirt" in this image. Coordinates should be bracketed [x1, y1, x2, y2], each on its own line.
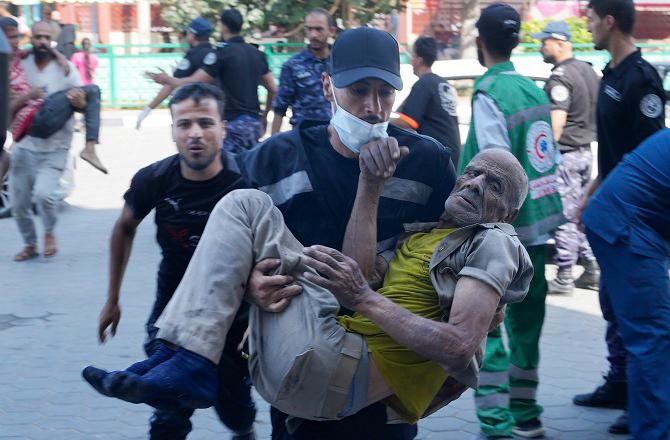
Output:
[584, 128, 670, 258]
[272, 48, 332, 126]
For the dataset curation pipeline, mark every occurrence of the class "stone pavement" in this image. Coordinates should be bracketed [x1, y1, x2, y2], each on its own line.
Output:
[0, 111, 627, 439]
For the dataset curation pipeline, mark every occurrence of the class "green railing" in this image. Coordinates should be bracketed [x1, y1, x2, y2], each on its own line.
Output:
[516, 42, 670, 70]
[91, 42, 668, 108]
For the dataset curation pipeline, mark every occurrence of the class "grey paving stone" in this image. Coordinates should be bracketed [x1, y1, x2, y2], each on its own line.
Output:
[422, 416, 467, 432]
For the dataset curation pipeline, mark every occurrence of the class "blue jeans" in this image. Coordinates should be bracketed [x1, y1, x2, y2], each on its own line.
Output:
[587, 228, 670, 440]
[30, 84, 101, 143]
[145, 310, 255, 440]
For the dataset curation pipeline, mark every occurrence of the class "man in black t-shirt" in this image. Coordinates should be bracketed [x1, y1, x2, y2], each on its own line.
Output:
[393, 37, 461, 167]
[148, 9, 277, 154]
[530, 21, 601, 295]
[97, 84, 256, 440]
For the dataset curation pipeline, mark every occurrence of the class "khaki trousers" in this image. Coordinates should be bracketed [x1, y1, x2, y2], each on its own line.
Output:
[156, 189, 365, 420]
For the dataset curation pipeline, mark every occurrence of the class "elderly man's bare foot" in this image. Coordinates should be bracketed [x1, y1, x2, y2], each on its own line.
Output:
[14, 245, 38, 262]
[44, 234, 57, 258]
[80, 143, 108, 174]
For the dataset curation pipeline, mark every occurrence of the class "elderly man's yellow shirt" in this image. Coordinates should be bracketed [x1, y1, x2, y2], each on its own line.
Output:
[338, 228, 455, 423]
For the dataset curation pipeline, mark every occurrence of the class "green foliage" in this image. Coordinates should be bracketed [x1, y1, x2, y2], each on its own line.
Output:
[521, 17, 593, 50]
[159, 0, 267, 32]
[159, 0, 400, 39]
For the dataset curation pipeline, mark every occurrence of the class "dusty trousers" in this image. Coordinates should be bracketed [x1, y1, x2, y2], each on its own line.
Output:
[155, 189, 366, 421]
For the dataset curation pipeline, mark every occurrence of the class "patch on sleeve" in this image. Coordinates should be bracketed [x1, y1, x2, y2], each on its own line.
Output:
[176, 57, 191, 71]
[203, 52, 217, 66]
[640, 94, 662, 118]
[550, 85, 569, 103]
[525, 121, 556, 173]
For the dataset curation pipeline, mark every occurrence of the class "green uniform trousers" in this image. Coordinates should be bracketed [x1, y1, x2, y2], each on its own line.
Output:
[474, 245, 547, 437]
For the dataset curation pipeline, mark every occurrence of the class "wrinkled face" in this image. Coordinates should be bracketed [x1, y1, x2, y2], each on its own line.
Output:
[31, 22, 52, 58]
[587, 8, 608, 50]
[304, 13, 332, 52]
[442, 153, 521, 227]
[540, 38, 562, 64]
[171, 98, 224, 172]
[324, 76, 396, 124]
[2, 25, 20, 53]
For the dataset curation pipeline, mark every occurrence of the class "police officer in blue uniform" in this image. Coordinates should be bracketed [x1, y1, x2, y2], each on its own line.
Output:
[270, 8, 335, 134]
[137, 17, 217, 129]
[574, 0, 666, 435]
[148, 9, 277, 154]
[582, 129, 670, 440]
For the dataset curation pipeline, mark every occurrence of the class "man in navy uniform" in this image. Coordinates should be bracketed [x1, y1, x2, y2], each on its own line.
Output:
[137, 17, 217, 129]
[271, 8, 335, 134]
[148, 9, 276, 154]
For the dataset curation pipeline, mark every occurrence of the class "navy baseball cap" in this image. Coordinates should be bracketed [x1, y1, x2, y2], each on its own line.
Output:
[187, 17, 213, 38]
[476, 3, 521, 41]
[530, 21, 572, 42]
[328, 27, 403, 90]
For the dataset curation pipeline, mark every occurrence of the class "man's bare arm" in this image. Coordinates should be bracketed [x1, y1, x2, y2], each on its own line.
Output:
[99, 204, 141, 343]
[146, 68, 215, 88]
[575, 176, 600, 231]
[302, 247, 500, 372]
[341, 176, 384, 281]
[356, 276, 499, 371]
[261, 72, 277, 135]
[271, 112, 284, 134]
[341, 139, 409, 282]
[51, 48, 71, 76]
[550, 109, 567, 143]
[147, 84, 174, 109]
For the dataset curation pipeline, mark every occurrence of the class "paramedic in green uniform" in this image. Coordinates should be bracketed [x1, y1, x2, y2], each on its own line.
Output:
[458, 3, 564, 439]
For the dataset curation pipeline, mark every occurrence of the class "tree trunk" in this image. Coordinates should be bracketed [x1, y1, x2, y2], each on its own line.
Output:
[460, 0, 479, 59]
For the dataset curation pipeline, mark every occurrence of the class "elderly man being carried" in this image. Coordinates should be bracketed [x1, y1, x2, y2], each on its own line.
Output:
[83, 148, 533, 424]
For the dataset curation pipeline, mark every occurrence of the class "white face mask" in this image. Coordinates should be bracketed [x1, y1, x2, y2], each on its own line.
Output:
[329, 78, 389, 153]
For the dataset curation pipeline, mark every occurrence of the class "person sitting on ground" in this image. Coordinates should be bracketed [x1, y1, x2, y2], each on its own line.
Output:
[83, 148, 533, 424]
[1, 17, 106, 174]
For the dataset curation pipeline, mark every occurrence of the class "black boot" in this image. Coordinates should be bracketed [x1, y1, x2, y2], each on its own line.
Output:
[548, 266, 574, 294]
[608, 412, 629, 434]
[573, 377, 627, 409]
[575, 258, 600, 291]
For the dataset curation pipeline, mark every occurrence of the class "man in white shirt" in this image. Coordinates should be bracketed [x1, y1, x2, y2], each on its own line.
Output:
[10, 21, 84, 261]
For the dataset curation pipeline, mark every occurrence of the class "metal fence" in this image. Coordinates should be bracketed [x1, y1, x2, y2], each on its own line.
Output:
[92, 42, 670, 108]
